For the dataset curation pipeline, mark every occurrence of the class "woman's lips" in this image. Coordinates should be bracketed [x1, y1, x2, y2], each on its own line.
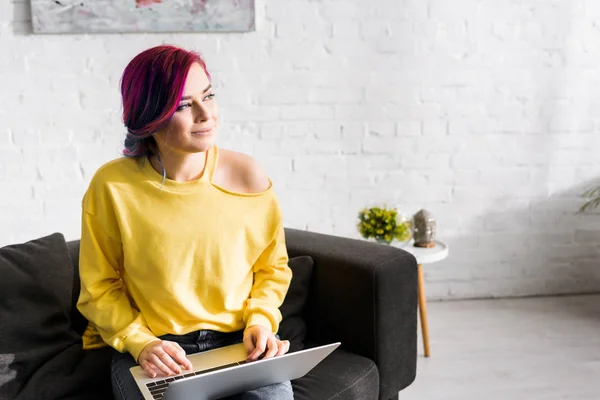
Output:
[192, 127, 213, 136]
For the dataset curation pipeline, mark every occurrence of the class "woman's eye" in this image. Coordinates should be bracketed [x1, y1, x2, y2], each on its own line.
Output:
[176, 94, 215, 111]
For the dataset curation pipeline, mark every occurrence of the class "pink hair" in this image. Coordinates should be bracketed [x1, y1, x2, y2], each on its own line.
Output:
[120, 45, 211, 157]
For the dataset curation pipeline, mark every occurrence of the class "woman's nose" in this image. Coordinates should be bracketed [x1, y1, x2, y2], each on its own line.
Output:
[194, 102, 212, 121]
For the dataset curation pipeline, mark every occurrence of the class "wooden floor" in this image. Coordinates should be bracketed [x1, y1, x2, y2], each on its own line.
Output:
[399, 294, 600, 400]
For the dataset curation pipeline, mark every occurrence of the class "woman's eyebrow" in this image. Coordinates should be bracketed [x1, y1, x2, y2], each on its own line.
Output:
[180, 84, 213, 101]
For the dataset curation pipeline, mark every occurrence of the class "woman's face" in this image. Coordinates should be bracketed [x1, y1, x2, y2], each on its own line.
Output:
[153, 62, 218, 156]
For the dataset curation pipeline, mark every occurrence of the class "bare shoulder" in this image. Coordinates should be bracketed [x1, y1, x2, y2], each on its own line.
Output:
[218, 148, 271, 193]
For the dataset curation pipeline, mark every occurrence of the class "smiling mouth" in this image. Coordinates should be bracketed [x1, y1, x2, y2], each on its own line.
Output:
[191, 127, 213, 136]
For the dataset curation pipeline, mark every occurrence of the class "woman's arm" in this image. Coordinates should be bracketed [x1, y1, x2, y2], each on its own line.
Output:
[243, 222, 293, 334]
[243, 222, 293, 361]
[76, 210, 160, 362]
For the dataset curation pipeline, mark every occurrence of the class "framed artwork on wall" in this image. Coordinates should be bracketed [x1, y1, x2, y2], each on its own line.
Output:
[31, 0, 255, 33]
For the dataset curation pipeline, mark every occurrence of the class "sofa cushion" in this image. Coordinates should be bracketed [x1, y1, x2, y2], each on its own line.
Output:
[0, 233, 113, 400]
[0, 233, 79, 396]
[292, 346, 379, 400]
[278, 255, 313, 352]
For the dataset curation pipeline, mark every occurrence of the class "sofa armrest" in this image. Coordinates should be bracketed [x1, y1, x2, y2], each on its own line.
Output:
[284, 228, 418, 399]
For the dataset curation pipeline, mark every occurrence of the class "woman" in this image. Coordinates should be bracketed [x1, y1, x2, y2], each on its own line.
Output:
[76, 45, 294, 400]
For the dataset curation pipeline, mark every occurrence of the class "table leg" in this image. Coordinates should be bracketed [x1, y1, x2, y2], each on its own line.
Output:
[417, 263, 430, 357]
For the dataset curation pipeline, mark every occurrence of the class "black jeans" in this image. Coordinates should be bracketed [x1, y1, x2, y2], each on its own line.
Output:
[111, 329, 293, 400]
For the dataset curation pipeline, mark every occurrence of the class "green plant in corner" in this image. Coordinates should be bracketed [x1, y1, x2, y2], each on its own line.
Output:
[357, 206, 412, 245]
[579, 184, 600, 213]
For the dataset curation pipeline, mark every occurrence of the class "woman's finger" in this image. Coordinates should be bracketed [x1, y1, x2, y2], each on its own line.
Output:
[149, 352, 176, 376]
[164, 341, 192, 371]
[248, 332, 268, 361]
[141, 360, 158, 378]
[243, 333, 255, 356]
[276, 340, 289, 356]
[155, 347, 182, 374]
[263, 337, 279, 359]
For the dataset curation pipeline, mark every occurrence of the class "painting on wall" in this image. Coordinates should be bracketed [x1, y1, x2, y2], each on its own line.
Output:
[31, 0, 255, 33]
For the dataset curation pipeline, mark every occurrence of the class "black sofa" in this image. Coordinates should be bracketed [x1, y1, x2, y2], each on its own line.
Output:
[0, 228, 417, 400]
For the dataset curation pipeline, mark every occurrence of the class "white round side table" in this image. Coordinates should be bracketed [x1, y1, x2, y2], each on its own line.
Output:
[393, 240, 449, 357]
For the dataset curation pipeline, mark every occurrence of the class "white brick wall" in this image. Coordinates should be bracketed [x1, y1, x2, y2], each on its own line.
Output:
[2, 0, 600, 299]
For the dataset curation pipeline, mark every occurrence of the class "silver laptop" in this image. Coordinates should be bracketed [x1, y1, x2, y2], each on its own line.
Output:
[130, 342, 341, 400]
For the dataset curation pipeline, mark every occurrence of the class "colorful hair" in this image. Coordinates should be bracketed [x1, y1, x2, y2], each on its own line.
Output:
[120, 45, 211, 158]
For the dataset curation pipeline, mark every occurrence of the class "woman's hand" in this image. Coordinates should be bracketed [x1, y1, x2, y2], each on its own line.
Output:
[138, 340, 193, 378]
[243, 325, 290, 362]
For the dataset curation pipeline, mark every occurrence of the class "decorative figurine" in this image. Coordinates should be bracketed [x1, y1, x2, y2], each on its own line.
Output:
[413, 209, 436, 248]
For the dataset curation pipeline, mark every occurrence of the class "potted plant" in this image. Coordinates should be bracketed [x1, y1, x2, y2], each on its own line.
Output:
[357, 206, 413, 245]
[579, 184, 600, 213]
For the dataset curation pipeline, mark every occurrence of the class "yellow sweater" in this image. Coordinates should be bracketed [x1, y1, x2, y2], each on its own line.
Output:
[76, 145, 292, 362]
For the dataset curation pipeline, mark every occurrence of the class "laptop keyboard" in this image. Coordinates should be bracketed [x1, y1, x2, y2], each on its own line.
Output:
[145, 360, 248, 399]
